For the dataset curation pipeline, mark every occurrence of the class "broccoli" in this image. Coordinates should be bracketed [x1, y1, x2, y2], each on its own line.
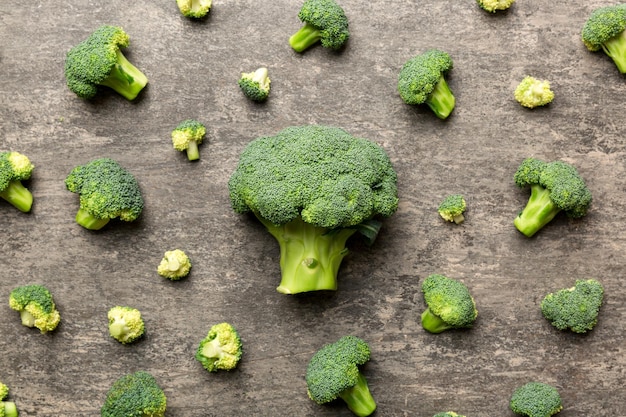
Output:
[228, 125, 398, 294]
[476, 0, 515, 13]
[541, 279, 604, 333]
[514, 76, 554, 109]
[421, 274, 477, 334]
[176, 0, 212, 18]
[289, 0, 349, 53]
[306, 335, 376, 417]
[65, 25, 148, 100]
[397, 49, 456, 119]
[0, 382, 18, 417]
[0, 151, 34, 213]
[9, 284, 61, 334]
[107, 306, 145, 344]
[65, 158, 144, 231]
[101, 371, 166, 417]
[510, 382, 562, 417]
[433, 413, 466, 417]
[171, 119, 206, 161]
[238, 67, 271, 102]
[581, 4, 626, 73]
[513, 158, 592, 238]
[438, 194, 466, 224]
[195, 322, 243, 372]
[157, 249, 192, 280]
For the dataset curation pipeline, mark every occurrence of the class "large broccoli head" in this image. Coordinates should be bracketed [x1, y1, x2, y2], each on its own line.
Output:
[101, 371, 166, 417]
[581, 4, 626, 73]
[541, 279, 604, 333]
[0, 151, 35, 213]
[9, 284, 61, 333]
[509, 382, 562, 417]
[421, 274, 478, 333]
[289, 0, 350, 52]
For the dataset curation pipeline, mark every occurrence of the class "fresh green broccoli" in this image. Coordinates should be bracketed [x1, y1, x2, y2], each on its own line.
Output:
[438, 194, 466, 224]
[238, 67, 271, 102]
[476, 0, 515, 13]
[157, 249, 192, 280]
[541, 279, 604, 333]
[510, 382, 562, 417]
[101, 371, 166, 417]
[581, 4, 626, 73]
[195, 322, 243, 372]
[397, 49, 455, 119]
[171, 119, 206, 161]
[514, 76, 554, 109]
[306, 335, 376, 417]
[289, 0, 349, 53]
[65, 25, 148, 100]
[176, 0, 212, 18]
[0, 151, 34, 213]
[421, 274, 477, 334]
[513, 158, 592, 238]
[9, 284, 61, 333]
[65, 158, 144, 230]
[107, 306, 145, 344]
[0, 382, 18, 417]
[433, 413, 466, 417]
[228, 125, 398, 294]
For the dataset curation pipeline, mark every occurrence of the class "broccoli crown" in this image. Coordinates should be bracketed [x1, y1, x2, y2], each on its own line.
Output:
[101, 371, 166, 417]
[9, 284, 61, 333]
[176, 0, 212, 18]
[514, 76, 554, 109]
[238, 67, 271, 102]
[294, 0, 349, 50]
[476, 0, 515, 13]
[510, 382, 562, 417]
[438, 194, 466, 224]
[421, 274, 477, 333]
[195, 322, 243, 372]
[581, 4, 626, 51]
[541, 279, 604, 333]
[397, 49, 453, 105]
[433, 413, 466, 417]
[171, 119, 206, 150]
[0, 152, 35, 212]
[157, 249, 192, 280]
[108, 306, 145, 344]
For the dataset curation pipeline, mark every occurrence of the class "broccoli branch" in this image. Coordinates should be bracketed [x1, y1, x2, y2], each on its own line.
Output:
[289, 22, 322, 53]
[1, 402, 18, 417]
[99, 50, 148, 100]
[421, 308, 452, 333]
[75, 207, 111, 231]
[0, 180, 33, 213]
[514, 184, 561, 238]
[602, 31, 626, 73]
[426, 76, 456, 120]
[338, 372, 377, 417]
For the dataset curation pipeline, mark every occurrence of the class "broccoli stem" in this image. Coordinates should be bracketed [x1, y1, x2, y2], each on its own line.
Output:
[20, 310, 36, 328]
[421, 308, 452, 333]
[98, 50, 148, 100]
[338, 372, 377, 417]
[256, 215, 356, 294]
[602, 31, 626, 73]
[186, 140, 200, 161]
[75, 208, 111, 230]
[289, 22, 321, 53]
[425, 76, 456, 119]
[0, 180, 33, 212]
[514, 184, 561, 237]
[1, 402, 18, 417]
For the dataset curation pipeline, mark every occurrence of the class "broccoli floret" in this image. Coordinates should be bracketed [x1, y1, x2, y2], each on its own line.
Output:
[306, 335, 376, 417]
[541, 279, 604, 333]
[157, 249, 192, 280]
[398, 49, 455, 119]
[514, 76, 554, 109]
[289, 0, 349, 52]
[176, 0, 212, 18]
[476, 0, 515, 13]
[433, 413, 466, 417]
[238, 67, 271, 102]
[65, 25, 148, 100]
[107, 306, 145, 344]
[510, 382, 562, 417]
[438, 194, 466, 224]
[171, 119, 206, 161]
[581, 4, 626, 73]
[195, 322, 243, 372]
[101, 371, 166, 417]
[0, 151, 34, 213]
[65, 158, 144, 231]
[228, 125, 398, 294]
[513, 158, 592, 237]
[421, 274, 477, 334]
[9, 284, 61, 334]
[0, 382, 18, 417]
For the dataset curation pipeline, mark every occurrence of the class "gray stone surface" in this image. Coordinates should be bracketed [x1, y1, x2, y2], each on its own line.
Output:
[1, 1, 625, 416]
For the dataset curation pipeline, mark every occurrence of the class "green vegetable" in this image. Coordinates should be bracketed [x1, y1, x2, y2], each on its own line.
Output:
[171, 119, 206, 161]
[0, 151, 34, 213]
[107, 306, 145, 344]
[433, 413, 466, 417]
[541, 279, 604, 333]
[0, 382, 18, 417]
[581, 4, 626, 73]
[101, 371, 166, 417]
[176, 0, 212, 18]
[514, 76, 554, 109]
[157, 249, 192, 280]
[65, 25, 148, 100]
[438, 194, 466, 224]
[510, 382, 562, 417]
[195, 322, 243, 372]
[476, 0, 515, 13]
[421, 274, 477, 333]
[238, 67, 271, 102]
[9, 284, 61, 333]
[289, 0, 349, 52]
[228, 125, 398, 294]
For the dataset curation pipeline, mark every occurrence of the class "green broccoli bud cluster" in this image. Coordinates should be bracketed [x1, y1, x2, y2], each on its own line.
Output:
[171, 119, 206, 161]
[541, 279, 604, 333]
[510, 382, 562, 417]
[514, 76, 554, 109]
[289, 0, 349, 52]
[438, 194, 466, 224]
[9, 284, 61, 333]
[476, 0, 516, 13]
[107, 306, 145, 344]
[238, 67, 271, 102]
[581, 4, 626, 73]
[421, 274, 478, 333]
[195, 322, 243, 372]
[0, 151, 35, 213]
[101, 371, 166, 417]
[157, 249, 192, 280]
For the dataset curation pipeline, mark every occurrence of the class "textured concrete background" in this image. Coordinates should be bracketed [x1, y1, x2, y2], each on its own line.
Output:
[1, 1, 625, 416]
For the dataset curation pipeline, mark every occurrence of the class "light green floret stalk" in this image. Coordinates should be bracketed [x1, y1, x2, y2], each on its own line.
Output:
[172, 119, 206, 161]
[438, 194, 466, 224]
[238, 67, 271, 102]
[477, 0, 515, 13]
[514, 76, 554, 109]
[157, 249, 192, 280]
[0, 382, 19, 417]
[9, 284, 61, 333]
[195, 322, 243, 372]
[289, 0, 350, 52]
[0, 151, 34, 213]
[581, 4, 626, 73]
[510, 382, 562, 417]
[176, 0, 212, 18]
[107, 306, 145, 344]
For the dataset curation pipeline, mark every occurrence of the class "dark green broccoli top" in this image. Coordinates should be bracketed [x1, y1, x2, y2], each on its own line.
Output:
[296, 0, 349, 50]
[397, 49, 454, 105]
[581, 4, 626, 51]
[9, 285, 56, 314]
[421, 274, 477, 332]
[510, 382, 562, 417]
[101, 371, 166, 417]
[541, 279, 604, 333]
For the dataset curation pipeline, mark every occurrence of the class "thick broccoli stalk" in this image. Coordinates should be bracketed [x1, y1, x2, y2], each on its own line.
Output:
[421, 274, 477, 333]
[9, 284, 61, 333]
[0, 151, 35, 213]
[171, 119, 206, 161]
[541, 279, 604, 333]
[101, 371, 166, 417]
[238, 67, 271, 102]
[289, 0, 350, 52]
[0, 382, 18, 417]
[107, 306, 145, 344]
[582, 4, 626, 73]
[228, 125, 398, 294]
[510, 382, 562, 417]
[195, 322, 243, 372]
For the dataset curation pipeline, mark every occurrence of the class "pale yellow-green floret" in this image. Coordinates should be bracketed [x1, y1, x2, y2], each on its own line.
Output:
[176, 0, 212, 18]
[107, 306, 145, 344]
[514, 76, 554, 109]
[477, 0, 516, 13]
[157, 249, 192, 280]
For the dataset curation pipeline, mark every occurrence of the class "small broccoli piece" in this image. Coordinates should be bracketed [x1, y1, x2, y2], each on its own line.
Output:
[438, 194, 466, 224]
[176, 0, 212, 18]
[541, 279, 604, 333]
[581, 4, 626, 73]
[157, 249, 192, 280]
[289, 0, 350, 52]
[65, 25, 148, 100]
[238, 67, 271, 102]
[421, 274, 477, 334]
[107, 306, 145, 344]
[9, 284, 61, 334]
[0, 382, 18, 417]
[306, 335, 376, 417]
[433, 413, 466, 417]
[513, 158, 592, 237]
[171, 119, 206, 161]
[476, 0, 515, 13]
[398, 49, 455, 119]
[510, 382, 562, 417]
[101, 371, 166, 417]
[195, 322, 243, 372]
[0, 151, 34, 213]
[514, 76, 554, 109]
[65, 158, 144, 230]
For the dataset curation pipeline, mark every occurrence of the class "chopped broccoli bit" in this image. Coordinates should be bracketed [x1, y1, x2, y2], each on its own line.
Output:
[107, 306, 145, 344]
[433, 413, 466, 417]
[289, 0, 349, 52]
[157, 249, 192, 280]
[438, 194, 466, 224]
[172, 119, 206, 161]
[101, 371, 166, 417]
[421, 274, 477, 333]
[541, 279, 604, 333]
[581, 4, 626, 73]
[9, 284, 61, 333]
[238, 67, 271, 102]
[514, 76, 554, 108]
[477, 0, 515, 13]
[0, 151, 34, 213]
[176, 0, 212, 18]
[195, 322, 243, 372]
[0, 382, 18, 417]
[510, 382, 562, 417]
